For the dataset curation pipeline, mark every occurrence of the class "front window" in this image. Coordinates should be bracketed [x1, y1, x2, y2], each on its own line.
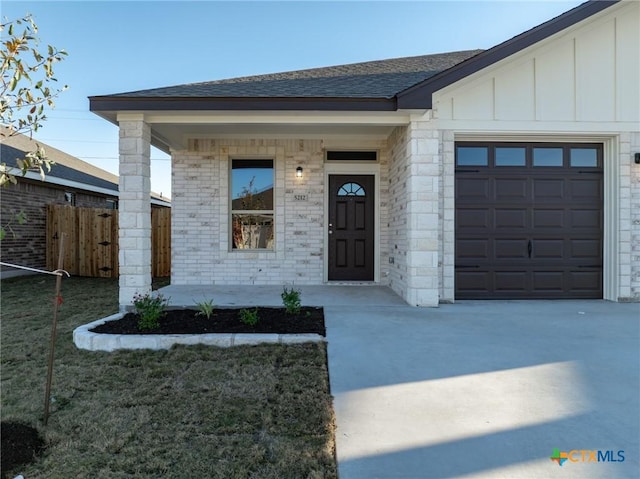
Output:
[231, 159, 274, 250]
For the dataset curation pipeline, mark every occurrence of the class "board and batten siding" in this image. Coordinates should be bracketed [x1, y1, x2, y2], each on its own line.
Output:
[433, 0, 639, 127]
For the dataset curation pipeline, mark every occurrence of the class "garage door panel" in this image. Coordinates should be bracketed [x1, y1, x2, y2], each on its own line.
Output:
[457, 177, 490, 200]
[456, 271, 491, 293]
[533, 209, 564, 228]
[532, 271, 565, 292]
[495, 209, 527, 229]
[494, 239, 528, 259]
[457, 209, 490, 229]
[570, 239, 602, 259]
[494, 271, 528, 292]
[457, 239, 490, 260]
[569, 270, 601, 292]
[571, 178, 602, 201]
[495, 178, 528, 200]
[570, 209, 601, 229]
[533, 178, 564, 200]
[532, 239, 564, 259]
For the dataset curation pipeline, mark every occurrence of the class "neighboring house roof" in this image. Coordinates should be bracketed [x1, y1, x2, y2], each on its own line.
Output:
[231, 187, 274, 211]
[0, 130, 171, 205]
[89, 0, 619, 114]
[2, 143, 121, 193]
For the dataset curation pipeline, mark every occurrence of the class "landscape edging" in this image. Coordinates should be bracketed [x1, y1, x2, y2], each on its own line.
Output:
[73, 313, 325, 351]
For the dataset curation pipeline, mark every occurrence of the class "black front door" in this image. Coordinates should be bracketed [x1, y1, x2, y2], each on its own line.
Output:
[328, 175, 375, 281]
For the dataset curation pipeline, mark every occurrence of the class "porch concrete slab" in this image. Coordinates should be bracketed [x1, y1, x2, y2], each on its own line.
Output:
[325, 300, 640, 479]
[158, 284, 406, 308]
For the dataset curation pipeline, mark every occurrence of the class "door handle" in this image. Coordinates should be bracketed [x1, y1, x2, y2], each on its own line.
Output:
[527, 240, 532, 259]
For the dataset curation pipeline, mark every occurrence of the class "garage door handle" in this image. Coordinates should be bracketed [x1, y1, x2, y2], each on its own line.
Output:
[527, 240, 532, 259]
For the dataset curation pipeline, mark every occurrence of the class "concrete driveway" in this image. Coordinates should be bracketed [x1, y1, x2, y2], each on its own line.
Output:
[325, 298, 639, 479]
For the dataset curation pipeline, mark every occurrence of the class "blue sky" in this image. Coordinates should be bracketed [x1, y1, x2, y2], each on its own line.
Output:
[3, 0, 583, 198]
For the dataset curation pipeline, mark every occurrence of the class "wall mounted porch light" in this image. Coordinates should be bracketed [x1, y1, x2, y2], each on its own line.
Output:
[296, 166, 303, 178]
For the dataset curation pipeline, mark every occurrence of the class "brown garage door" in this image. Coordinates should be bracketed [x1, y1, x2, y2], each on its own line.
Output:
[455, 143, 603, 299]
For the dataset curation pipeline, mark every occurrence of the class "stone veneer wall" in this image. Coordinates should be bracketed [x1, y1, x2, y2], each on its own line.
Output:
[387, 114, 441, 307]
[624, 131, 640, 300]
[118, 120, 152, 307]
[387, 126, 410, 300]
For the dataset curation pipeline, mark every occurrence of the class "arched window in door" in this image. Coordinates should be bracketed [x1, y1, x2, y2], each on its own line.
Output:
[337, 182, 366, 197]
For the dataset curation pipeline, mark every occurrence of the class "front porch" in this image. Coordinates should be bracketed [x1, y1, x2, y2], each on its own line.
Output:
[114, 115, 448, 310]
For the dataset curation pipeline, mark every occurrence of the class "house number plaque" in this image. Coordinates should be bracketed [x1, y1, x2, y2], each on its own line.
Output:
[293, 193, 309, 201]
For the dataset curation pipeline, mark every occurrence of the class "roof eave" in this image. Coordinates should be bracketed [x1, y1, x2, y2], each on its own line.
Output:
[89, 96, 399, 114]
[396, 0, 620, 109]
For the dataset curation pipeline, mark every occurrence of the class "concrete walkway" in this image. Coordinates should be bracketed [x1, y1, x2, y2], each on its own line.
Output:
[326, 297, 639, 479]
[160, 284, 639, 478]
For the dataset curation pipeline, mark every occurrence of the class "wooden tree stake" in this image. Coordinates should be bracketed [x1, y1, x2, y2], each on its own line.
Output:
[43, 232, 66, 425]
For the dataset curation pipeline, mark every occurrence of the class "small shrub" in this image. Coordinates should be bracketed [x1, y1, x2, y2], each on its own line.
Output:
[239, 307, 259, 326]
[133, 292, 169, 330]
[195, 299, 215, 319]
[281, 287, 301, 315]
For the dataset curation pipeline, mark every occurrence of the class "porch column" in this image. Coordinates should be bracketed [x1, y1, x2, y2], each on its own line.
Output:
[405, 118, 440, 307]
[117, 116, 152, 309]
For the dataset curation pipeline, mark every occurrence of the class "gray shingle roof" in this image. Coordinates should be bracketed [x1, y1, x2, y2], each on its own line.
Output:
[1, 143, 119, 193]
[111, 50, 483, 99]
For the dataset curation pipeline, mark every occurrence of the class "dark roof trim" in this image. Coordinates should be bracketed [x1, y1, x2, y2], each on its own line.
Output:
[397, 0, 620, 109]
[89, 96, 398, 113]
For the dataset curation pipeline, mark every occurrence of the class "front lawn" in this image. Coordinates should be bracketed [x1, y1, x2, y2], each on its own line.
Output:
[0, 276, 336, 478]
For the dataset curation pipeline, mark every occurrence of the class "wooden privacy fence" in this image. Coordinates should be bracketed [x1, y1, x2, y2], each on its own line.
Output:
[47, 205, 171, 278]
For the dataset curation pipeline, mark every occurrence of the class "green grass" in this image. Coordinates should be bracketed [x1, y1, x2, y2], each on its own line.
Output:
[1, 276, 336, 478]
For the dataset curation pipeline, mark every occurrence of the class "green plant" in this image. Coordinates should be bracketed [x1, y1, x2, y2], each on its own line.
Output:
[1, 14, 68, 187]
[281, 286, 302, 315]
[195, 299, 215, 319]
[133, 292, 169, 330]
[238, 307, 259, 326]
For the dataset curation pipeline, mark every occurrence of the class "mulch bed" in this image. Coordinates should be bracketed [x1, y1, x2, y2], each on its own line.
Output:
[1, 421, 45, 479]
[90, 307, 325, 336]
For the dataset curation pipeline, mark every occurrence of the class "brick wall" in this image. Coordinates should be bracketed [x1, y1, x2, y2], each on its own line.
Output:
[387, 126, 410, 299]
[386, 116, 442, 307]
[172, 139, 326, 285]
[172, 138, 390, 286]
[0, 180, 115, 270]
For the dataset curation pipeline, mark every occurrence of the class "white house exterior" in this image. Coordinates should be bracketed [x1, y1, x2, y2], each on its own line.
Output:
[90, 0, 639, 308]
